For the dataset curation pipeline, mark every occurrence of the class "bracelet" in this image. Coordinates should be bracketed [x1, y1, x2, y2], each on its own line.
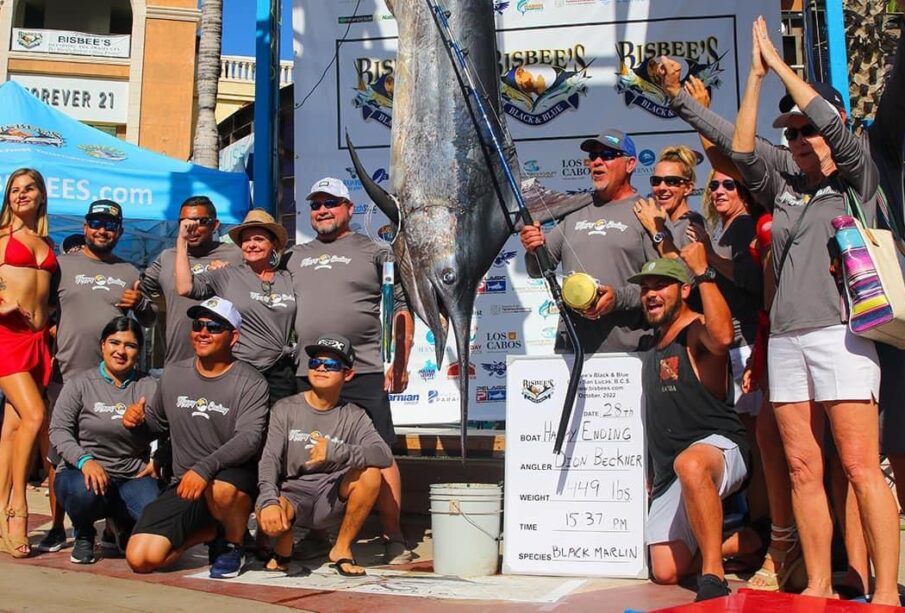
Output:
[76, 454, 94, 470]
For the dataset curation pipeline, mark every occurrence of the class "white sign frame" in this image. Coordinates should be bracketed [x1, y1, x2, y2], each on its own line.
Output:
[10, 74, 129, 124]
[11, 28, 131, 59]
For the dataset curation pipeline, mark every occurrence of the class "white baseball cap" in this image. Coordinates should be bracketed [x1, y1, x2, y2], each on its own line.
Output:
[186, 296, 242, 330]
[306, 177, 351, 201]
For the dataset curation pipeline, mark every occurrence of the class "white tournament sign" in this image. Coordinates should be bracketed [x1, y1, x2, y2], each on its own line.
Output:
[12, 28, 131, 59]
[503, 354, 647, 578]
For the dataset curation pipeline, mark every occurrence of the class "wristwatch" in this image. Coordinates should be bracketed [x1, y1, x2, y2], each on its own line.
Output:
[693, 266, 717, 285]
[652, 229, 672, 245]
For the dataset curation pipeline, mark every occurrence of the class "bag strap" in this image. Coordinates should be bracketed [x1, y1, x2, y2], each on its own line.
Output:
[777, 200, 813, 280]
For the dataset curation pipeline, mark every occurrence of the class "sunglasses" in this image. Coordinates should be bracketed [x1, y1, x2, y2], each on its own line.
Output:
[587, 149, 624, 162]
[191, 319, 231, 334]
[308, 357, 345, 372]
[649, 175, 689, 187]
[87, 218, 120, 232]
[784, 124, 819, 141]
[179, 216, 214, 227]
[708, 179, 737, 192]
[309, 199, 346, 211]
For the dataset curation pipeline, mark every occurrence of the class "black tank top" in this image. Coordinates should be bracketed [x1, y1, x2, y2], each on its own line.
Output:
[642, 324, 750, 500]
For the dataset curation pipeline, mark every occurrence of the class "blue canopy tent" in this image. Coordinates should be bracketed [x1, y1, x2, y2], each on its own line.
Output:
[0, 81, 250, 266]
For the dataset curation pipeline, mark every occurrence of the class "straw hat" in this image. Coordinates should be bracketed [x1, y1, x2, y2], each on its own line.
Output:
[228, 208, 288, 252]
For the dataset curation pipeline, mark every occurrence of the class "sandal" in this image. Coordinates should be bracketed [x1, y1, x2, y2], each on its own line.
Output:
[264, 552, 292, 573]
[330, 557, 367, 577]
[2, 507, 31, 558]
[746, 524, 803, 592]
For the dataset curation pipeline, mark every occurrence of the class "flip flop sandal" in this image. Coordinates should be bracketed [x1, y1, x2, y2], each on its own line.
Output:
[265, 553, 292, 573]
[330, 558, 367, 577]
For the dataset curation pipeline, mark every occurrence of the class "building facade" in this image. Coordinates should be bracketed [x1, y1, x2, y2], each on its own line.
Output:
[0, 0, 200, 159]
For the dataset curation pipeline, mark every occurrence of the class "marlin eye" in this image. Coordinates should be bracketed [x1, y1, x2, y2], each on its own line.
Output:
[441, 268, 456, 285]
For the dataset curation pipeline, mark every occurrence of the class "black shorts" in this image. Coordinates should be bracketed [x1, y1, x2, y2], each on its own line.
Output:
[297, 372, 395, 445]
[132, 465, 257, 549]
[281, 470, 349, 530]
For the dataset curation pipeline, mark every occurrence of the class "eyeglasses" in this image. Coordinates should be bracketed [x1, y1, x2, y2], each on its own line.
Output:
[309, 199, 346, 211]
[708, 179, 737, 192]
[308, 357, 345, 372]
[587, 149, 624, 162]
[87, 218, 120, 232]
[784, 124, 819, 141]
[191, 319, 231, 334]
[179, 216, 214, 227]
[649, 175, 689, 187]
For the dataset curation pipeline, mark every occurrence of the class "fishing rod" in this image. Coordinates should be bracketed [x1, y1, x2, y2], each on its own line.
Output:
[425, 0, 584, 455]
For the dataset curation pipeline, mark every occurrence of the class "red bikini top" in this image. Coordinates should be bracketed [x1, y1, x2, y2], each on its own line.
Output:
[2, 234, 58, 272]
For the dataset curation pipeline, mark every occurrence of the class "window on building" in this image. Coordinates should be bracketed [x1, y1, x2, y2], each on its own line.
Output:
[13, 0, 133, 35]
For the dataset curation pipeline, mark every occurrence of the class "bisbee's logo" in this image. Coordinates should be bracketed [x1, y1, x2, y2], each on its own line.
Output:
[615, 39, 725, 119]
[352, 57, 395, 128]
[499, 44, 590, 126]
[522, 379, 555, 403]
[176, 395, 230, 419]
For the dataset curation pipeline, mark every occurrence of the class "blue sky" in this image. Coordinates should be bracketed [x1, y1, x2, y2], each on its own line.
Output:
[219, 0, 294, 60]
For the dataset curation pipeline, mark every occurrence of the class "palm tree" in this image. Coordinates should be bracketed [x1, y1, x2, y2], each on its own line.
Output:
[844, 0, 902, 130]
[192, 0, 223, 168]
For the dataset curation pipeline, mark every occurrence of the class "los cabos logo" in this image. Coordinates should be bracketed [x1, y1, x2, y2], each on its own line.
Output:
[352, 57, 395, 128]
[499, 44, 591, 126]
[615, 38, 725, 119]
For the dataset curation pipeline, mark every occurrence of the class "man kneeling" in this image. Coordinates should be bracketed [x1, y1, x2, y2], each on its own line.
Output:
[123, 297, 269, 578]
[256, 334, 392, 576]
[629, 246, 751, 602]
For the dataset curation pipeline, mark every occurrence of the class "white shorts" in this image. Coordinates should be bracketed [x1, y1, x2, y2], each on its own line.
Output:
[646, 435, 748, 555]
[730, 344, 762, 416]
[768, 324, 880, 404]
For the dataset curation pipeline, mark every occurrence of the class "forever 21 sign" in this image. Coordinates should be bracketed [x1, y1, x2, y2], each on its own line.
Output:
[10, 74, 129, 124]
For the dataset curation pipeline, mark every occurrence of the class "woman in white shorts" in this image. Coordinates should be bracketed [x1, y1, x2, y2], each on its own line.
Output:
[728, 18, 899, 605]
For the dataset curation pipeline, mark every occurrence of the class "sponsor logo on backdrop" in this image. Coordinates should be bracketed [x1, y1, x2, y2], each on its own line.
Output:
[447, 362, 477, 379]
[78, 144, 127, 161]
[491, 304, 531, 315]
[352, 56, 395, 128]
[638, 149, 656, 166]
[615, 39, 725, 119]
[388, 393, 420, 405]
[427, 389, 458, 404]
[477, 385, 507, 402]
[499, 44, 590, 126]
[16, 31, 43, 49]
[339, 14, 373, 24]
[485, 331, 522, 352]
[561, 158, 590, 180]
[493, 250, 517, 268]
[493, 0, 511, 13]
[515, 0, 544, 14]
[481, 361, 507, 378]
[538, 299, 560, 318]
[514, 277, 548, 293]
[344, 166, 389, 192]
[522, 379, 555, 403]
[478, 275, 507, 294]
[377, 224, 396, 241]
[0, 124, 64, 147]
[522, 159, 557, 179]
[419, 360, 439, 381]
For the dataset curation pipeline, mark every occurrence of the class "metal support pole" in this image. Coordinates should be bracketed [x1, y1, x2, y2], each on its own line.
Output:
[254, 0, 281, 216]
[824, 0, 852, 114]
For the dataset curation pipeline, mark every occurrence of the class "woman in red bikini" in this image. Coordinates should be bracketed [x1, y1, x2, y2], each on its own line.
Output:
[0, 168, 57, 558]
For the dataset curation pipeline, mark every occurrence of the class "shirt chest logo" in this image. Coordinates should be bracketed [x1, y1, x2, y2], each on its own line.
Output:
[299, 254, 352, 270]
[249, 291, 295, 308]
[176, 395, 230, 419]
[574, 219, 629, 236]
[288, 429, 345, 447]
[191, 263, 209, 275]
[92, 401, 127, 420]
[75, 274, 127, 291]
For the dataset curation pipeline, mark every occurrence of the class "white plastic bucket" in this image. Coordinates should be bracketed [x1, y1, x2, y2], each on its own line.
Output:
[429, 482, 502, 576]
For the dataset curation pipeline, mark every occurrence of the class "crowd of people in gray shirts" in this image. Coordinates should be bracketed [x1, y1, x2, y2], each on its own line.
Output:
[0, 17, 903, 604]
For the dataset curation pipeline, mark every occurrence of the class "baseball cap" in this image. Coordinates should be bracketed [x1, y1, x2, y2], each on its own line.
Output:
[86, 199, 122, 221]
[186, 296, 242, 330]
[306, 177, 351, 201]
[305, 333, 355, 368]
[580, 128, 637, 158]
[773, 82, 845, 128]
[627, 258, 691, 285]
[61, 233, 85, 253]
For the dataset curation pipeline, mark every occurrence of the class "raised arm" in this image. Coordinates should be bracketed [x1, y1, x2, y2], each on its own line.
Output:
[175, 219, 198, 296]
[681, 242, 733, 353]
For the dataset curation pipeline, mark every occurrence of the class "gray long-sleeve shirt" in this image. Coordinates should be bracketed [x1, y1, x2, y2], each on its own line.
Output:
[257, 394, 393, 509]
[144, 359, 269, 482]
[142, 242, 243, 365]
[524, 193, 658, 352]
[730, 97, 879, 334]
[188, 264, 296, 371]
[49, 368, 158, 479]
[285, 233, 409, 375]
[55, 252, 157, 379]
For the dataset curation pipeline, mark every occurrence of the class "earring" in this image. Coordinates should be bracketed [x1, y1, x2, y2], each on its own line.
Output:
[269, 249, 280, 268]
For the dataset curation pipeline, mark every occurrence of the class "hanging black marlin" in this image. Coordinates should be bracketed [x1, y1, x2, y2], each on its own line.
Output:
[347, 0, 589, 457]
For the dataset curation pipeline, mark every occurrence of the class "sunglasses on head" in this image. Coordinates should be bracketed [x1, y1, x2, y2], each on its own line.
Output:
[191, 319, 231, 334]
[649, 175, 689, 187]
[87, 218, 120, 232]
[708, 179, 737, 192]
[587, 149, 624, 162]
[784, 124, 819, 141]
[309, 199, 346, 211]
[308, 357, 345, 372]
[179, 216, 214, 227]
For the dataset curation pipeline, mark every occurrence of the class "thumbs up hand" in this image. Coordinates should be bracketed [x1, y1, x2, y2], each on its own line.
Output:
[123, 396, 146, 428]
[116, 279, 144, 310]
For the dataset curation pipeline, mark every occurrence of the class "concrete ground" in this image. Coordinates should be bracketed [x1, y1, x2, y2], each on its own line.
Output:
[1, 488, 904, 612]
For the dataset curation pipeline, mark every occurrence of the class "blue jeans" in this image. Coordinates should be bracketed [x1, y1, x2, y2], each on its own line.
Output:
[54, 468, 161, 539]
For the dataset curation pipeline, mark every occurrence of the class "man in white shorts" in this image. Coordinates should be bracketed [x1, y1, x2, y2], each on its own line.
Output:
[631, 244, 752, 602]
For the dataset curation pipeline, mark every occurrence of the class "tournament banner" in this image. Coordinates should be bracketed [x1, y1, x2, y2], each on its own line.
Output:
[292, 0, 784, 425]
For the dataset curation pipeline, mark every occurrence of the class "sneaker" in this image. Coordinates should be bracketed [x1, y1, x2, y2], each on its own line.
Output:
[207, 535, 228, 565]
[99, 526, 118, 551]
[209, 543, 245, 579]
[383, 537, 414, 565]
[694, 573, 731, 602]
[69, 537, 97, 565]
[36, 527, 67, 553]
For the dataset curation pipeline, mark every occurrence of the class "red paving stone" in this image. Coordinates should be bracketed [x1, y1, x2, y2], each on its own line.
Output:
[648, 589, 905, 612]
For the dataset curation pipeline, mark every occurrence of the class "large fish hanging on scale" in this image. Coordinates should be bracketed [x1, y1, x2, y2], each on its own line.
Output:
[347, 0, 589, 457]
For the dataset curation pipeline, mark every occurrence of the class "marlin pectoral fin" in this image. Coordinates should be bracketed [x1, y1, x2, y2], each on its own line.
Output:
[345, 131, 400, 224]
[513, 178, 593, 230]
